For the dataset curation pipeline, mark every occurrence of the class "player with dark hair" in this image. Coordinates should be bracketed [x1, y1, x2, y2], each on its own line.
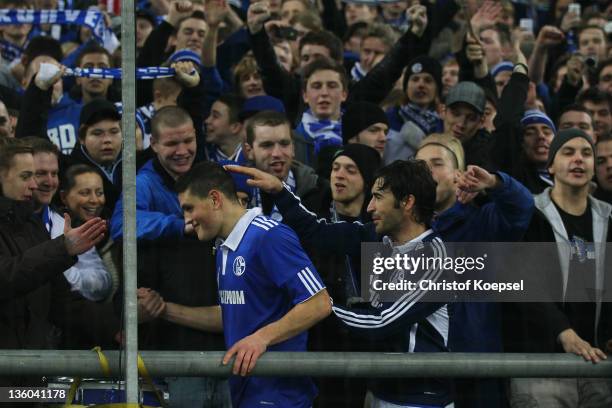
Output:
[228, 159, 454, 407]
[174, 161, 332, 408]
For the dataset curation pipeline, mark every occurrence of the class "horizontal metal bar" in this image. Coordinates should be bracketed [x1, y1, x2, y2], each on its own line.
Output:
[1, 351, 611, 378]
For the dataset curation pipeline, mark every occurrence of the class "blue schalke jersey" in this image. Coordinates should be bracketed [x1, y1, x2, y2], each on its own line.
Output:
[216, 208, 324, 407]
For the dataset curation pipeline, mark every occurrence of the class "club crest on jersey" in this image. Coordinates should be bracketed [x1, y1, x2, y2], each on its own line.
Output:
[233, 256, 246, 276]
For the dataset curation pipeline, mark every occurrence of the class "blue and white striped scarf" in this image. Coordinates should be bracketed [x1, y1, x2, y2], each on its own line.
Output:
[0, 9, 118, 51]
[253, 170, 296, 221]
[63, 66, 178, 80]
[205, 143, 247, 165]
[397, 103, 442, 136]
[350, 62, 366, 82]
[295, 109, 343, 155]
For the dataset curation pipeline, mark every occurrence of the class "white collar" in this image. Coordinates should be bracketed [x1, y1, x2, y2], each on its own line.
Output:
[220, 207, 262, 251]
[383, 228, 434, 252]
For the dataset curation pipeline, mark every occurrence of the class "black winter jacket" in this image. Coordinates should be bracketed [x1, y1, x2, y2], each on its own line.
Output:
[488, 72, 550, 193]
[0, 197, 76, 386]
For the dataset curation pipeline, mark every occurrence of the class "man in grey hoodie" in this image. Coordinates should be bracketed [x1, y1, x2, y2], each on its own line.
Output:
[509, 128, 612, 407]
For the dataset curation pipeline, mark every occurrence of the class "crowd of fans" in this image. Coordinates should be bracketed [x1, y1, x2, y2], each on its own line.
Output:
[1, 0, 612, 406]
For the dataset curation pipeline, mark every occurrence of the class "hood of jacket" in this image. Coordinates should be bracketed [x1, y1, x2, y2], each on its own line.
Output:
[70, 143, 123, 183]
[292, 161, 320, 198]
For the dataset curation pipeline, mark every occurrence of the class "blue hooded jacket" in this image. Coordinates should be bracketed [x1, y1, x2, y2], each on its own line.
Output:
[110, 159, 184, 241]
[432, 172, 534, 353]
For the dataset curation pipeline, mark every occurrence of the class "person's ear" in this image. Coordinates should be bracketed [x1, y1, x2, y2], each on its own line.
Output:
[243, 142, 254, 161]
[453, 169, 462, 184]
[153, 88, 162, 102]
[210, 190, 223, 209]
[229, 122, 242, 135]
[402, 195, 415, 213]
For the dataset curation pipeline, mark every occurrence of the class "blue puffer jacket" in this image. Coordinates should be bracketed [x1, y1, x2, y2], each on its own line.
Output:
[110, 159, 184, 241]
[432, 171, 534, 354]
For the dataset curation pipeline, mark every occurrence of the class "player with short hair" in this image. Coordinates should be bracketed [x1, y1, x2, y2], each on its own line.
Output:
[175, 161, 332, 408]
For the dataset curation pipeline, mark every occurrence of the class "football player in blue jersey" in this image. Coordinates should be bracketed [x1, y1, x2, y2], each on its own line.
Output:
[174, 161, 332, 408]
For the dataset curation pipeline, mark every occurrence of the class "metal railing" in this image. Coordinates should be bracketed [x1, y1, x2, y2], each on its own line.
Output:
[1, 351, 611, 378]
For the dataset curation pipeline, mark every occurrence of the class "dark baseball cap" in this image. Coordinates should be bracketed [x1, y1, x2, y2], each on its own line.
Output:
[445, 82, 486, 114]
[136, 9, 157, 27]
[79, 99, 121, 127]
[239, 95, 286, 122]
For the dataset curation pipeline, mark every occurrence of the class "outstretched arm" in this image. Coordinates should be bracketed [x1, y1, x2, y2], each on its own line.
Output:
[528, 26, 565, 84]
[348, 4, 429, 105]
[226, 165, 377, 257]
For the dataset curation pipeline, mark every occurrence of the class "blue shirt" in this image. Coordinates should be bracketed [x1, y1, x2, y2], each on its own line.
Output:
[216, 208, 322, 407]
[47, 93, 82, 155]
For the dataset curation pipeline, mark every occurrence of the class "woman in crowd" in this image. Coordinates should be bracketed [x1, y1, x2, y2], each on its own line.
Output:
[50, 164, 120, 348]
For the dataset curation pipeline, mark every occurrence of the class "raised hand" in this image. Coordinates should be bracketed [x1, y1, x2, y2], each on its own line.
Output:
[205, 0, 228, 28]
[465, 33, 488, 78]
[224, 165, 284, 194]
[465, 34, 485, 65]
[407, 4, 427, 37]
[560, 8, 581, 33]
[167, 0, 194, 27]
[470, 0, 502, 35]
[247, 1, 271, 34]
[456, 189, 479, 205]
[457, 165, 500, 193]
[35, 62, 65, 91]
[534, 25, 565, 49]
[172, 61, 200, 87]
[63, 213, 107, 256]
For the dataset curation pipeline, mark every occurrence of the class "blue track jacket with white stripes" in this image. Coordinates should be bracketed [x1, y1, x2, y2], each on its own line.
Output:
[273, 186, 454, 407]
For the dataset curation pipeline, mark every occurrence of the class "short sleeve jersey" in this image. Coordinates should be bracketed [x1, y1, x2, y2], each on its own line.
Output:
[216, 208, 325, 407]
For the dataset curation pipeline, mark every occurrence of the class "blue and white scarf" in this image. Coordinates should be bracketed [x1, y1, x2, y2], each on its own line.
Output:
[383, 103, 443, 164]
[397, 103, 442, 136]
[205, 143, 247, 165]
[41, 205, 53, 234]
[295, 109, 343, 155]
[253, 170, 296, 221]
[350, 62, 367, 82]
[136, 103, 155, 149]
[64, 66, 178, 80]
[0, 9, 118, 51]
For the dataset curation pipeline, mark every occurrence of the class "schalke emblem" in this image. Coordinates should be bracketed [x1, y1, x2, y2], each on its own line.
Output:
[233, 256, 246, 276]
